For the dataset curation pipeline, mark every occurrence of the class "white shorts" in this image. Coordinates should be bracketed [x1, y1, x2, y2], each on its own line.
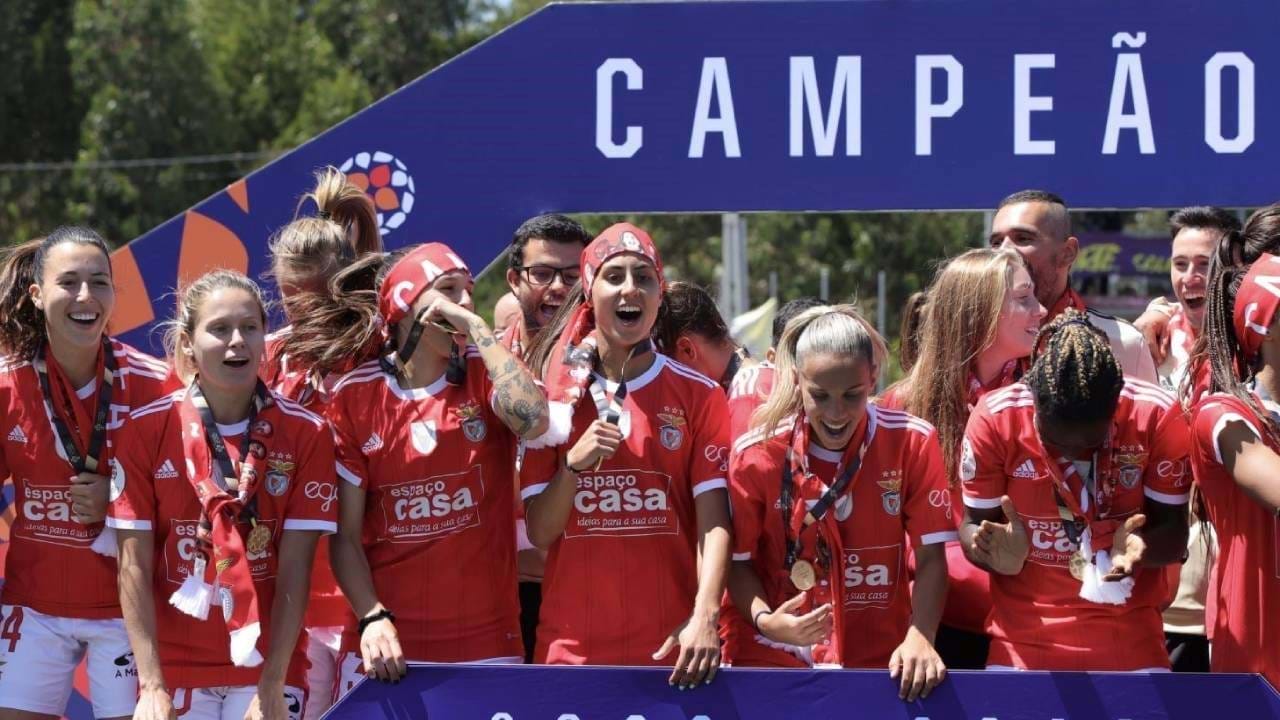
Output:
[0, 604, 137, 718]
[171, 684, 306, 720]
[334, 651, 522, 704]
[303, 626, 343, 720]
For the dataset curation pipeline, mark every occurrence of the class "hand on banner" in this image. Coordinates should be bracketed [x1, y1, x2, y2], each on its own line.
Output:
[758, 592, 833, 647]
[1104, 514, 1148, 581]
[566, 420, 622, 471]
[653, 610, 721, 690]
[70, 471, 109, 524]
[361, 611, 407, 683]
[243, 685, 287, 720]
[888, 626, 946, 702]
[971, 496, 1029, 575]
[133, 686, 177, 720]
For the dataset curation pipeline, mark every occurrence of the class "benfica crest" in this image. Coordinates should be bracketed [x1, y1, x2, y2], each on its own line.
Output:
[657, 412, 686, 451]
[457, 401, 487, 442]
[1114, 452, 1145, 490]
[877, 478, 902, 516]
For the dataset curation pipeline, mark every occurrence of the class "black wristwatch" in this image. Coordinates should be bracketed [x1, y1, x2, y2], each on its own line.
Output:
[358, 608, 396, 635]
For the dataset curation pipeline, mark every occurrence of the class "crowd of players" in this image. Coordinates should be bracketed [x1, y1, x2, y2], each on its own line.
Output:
[0, 171, 1277, 720]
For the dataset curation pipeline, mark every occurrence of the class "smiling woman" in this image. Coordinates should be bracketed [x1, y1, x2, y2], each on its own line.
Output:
[0, 227, 175, 720]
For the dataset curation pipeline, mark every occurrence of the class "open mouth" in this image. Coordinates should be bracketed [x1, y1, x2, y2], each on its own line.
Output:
[821, 420, 850, 437]
[223, 357, 251, 369]
[69, 311, 100, 327]
[539, 302, 562, 319]
[1183, 294, 1205, 312]
[615, 305, 643, 326]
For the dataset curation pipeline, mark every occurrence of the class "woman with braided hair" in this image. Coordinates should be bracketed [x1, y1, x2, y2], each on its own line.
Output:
[1185, 247, 1280, 688]
[958, 308, 1190, 670]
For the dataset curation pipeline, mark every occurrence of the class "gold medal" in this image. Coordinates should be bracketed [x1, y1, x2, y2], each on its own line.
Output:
[1068, 549, 1088, 581]
[246, 522, 271, 556]
[790, 559, 817, 591]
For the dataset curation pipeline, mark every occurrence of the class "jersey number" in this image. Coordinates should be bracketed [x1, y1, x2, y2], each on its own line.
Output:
[0, 606, 23, 652]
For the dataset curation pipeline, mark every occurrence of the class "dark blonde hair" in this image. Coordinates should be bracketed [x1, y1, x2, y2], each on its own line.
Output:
[0, 227, 112, 359]
[752, 304, 886, 433]
[270, 167, 381, 301]
[165, 270, 268, 382]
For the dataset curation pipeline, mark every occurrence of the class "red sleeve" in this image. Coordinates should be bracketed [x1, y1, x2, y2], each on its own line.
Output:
[959, 404, 1008, 511]
[689, 386, 731, 497]
[1142, 404, 1192, 504]
[324, 394, 368, 488]
[519, 444, 562, 502]
[728, 446, 772, 560]
[283, 420, 338, 534]
[107, 409, 161, 531]
[902, 427, 959, 546]
[1191, 397, 1265, 503]
[727, 392, 758, 444]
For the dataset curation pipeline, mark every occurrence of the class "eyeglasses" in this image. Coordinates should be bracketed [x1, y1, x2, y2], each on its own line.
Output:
[520, 265, 581, 286]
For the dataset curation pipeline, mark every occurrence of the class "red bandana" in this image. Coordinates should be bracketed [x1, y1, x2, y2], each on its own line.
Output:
[169, 382, 277, 667]
[1233, 253, 1280, 365]
[378, 243, 470, 331]
[532, 223, 665, 448]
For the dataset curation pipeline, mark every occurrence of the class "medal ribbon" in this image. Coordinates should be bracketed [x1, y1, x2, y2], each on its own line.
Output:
[1043, 430, 1121, 553]
[34, 337, 116, 474]
[587, 339, 652, 424]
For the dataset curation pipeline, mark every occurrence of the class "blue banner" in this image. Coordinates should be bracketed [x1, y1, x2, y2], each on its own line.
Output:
[323, 664, 1280, 720]
[108, 0, 1280, 354]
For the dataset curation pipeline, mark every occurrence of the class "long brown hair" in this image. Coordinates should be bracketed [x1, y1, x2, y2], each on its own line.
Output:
[0, 227, 112, 360]
[894, 248, 1025, 481]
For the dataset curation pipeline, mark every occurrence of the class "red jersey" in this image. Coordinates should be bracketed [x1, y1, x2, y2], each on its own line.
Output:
[107, 389, 337, 689]
[0, 340, 173, 619]
[1188, 392, 1280, 688]
[261, 325, 346, 628]
[326, 350, 522, 662]
[520, 354, 730, 665]
[727, 362, 774, 443]
[960, 379, 1191, 670]
[727, 405, 956, 668]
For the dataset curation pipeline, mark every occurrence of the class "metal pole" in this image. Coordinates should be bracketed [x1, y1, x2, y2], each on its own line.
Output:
[736, 215, 750, 315]
[720, 213, 738, 314]
[819, 266, 830, 301]
[769, 271, 778, 301]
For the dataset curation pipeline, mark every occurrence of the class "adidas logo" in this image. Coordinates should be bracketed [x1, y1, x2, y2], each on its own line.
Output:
[154, 459, 179, 480]
[362, 433, 383, 453]
[6, 426, 26, 443]
[1012, 459, 1037, 479]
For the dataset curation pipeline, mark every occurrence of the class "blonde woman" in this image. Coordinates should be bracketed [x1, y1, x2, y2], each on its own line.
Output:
[878, 248, 1045, 668]
[727, 305, 954, 702]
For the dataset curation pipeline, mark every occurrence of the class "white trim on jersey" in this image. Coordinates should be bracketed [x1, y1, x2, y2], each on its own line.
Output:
[386, 370, 449, 401]
[131, 391, 182, 420]
[692, 477, 728, 497]
[1143, 487, 1190, 506]
[733, 418, 791, 454]
[876, 416, 935, 437]
[105, 517, 152, 531]
[74, 377, 97, 399]
[275, 395, 325, 428]
[329, 362, 382, 395]
[808, 444, 842, 463]
[335, 462, 363, 487]
[592, 354, 667, 394]
[732, 551, 752, 561]
[283, 519, 338, 534]
[521, 482, 549, 501]
[963, 495, 1003, 510]
[920, 530, 960, 545]
[1211, 411, 1261, 465]
[664, 356, 720, 389]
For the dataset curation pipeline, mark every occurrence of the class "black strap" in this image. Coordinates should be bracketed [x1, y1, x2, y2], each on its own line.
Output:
[780, 420, 871, 570]
[587, 339, 652, 424]
[379, 306, 466, 385]
[34, 337, 116, 474]
[190, 380, 271, 523]
[1052, 454, 1097, 546]
[718, 349, 743, 391]
[358, 608, 396, 635]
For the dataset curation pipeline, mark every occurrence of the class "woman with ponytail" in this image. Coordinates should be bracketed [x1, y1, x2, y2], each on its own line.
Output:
[726, 305, 952, 701]
[0, 228, 172, 720]
[303, 243, 546, 697]
[877, 248, 1045, 669]
[519, 223, 731, 689]
[1184, 211, 1280, 688]
[958, 308, 1190, 670]
[109, 271, 336, 720]
[261, 166, 381, 719]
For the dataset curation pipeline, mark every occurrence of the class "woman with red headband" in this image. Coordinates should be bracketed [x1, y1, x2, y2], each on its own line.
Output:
[520, 223, 731, 689]
[287, 242, 548, 697]
[110, 271, 336, 720]
[1186, 248, 1280, 688]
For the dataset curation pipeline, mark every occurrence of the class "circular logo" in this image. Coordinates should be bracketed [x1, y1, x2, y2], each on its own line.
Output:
[960, 438, 976, 482]
[109, 459, 126, 502]
[266, 471, 289, 497]
[339, 151, 416, 236]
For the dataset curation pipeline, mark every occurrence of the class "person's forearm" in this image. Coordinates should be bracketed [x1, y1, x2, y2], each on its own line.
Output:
[331, 528, 384, 618]
[260, 530, 319, 688]
[909, 547, 948, 643]
[525, 462, 578, 549]
[1136, 508, 1190, 567]
[727, 560, 772, 620]
[118, 531, 167, 692]
[471, 323, 549, 439]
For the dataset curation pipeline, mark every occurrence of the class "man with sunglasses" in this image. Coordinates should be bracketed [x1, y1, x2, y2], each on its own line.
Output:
[501, 214, 592, 359]
[501, 213, 592, 662]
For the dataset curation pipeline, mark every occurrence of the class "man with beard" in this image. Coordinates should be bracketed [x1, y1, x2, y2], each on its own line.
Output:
[501, 214, 592, 359]
[501, 213, 591, 661]
[989, 189, 1157, 382]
